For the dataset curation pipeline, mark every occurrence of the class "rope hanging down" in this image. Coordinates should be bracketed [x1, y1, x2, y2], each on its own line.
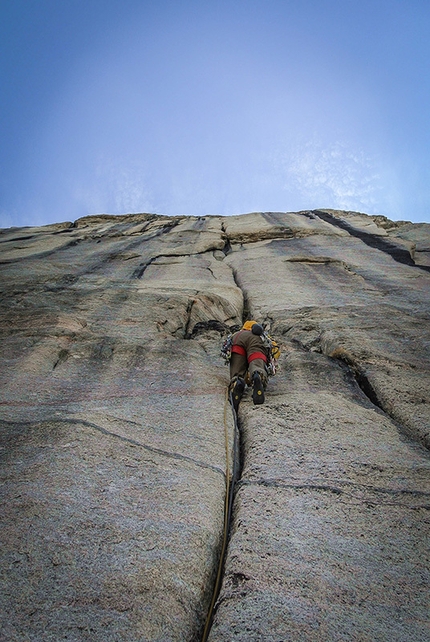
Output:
[201, 390, 240, 642]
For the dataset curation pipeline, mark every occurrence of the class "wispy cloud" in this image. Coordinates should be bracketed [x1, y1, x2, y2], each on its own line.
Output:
[272, 138, 385, 214]
[73, 156, 156, 216]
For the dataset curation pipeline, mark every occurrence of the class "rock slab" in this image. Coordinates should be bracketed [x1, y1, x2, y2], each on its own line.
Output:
[0, 211, 429, 641]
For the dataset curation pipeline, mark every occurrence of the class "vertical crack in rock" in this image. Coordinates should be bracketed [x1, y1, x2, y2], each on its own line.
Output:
[183, 299, 196, 339]
[330, 350, 384, 411]
[201, 260, 250, 640]
[313, 209, 430, 273]
[185, 318, 247, 639]
[220, 223, 232, 256]
[229, 267, 250, 324]
[355, 370, 384, 411]
[202, 400, 243, 642]
[283, 310, 428, 446]
[226, 409, 244, 537]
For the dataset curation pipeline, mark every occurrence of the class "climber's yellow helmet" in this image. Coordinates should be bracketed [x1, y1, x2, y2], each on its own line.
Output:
[242, 320, 257, 331]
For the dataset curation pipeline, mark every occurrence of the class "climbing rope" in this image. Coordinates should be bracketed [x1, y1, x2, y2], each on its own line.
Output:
[201, 389, 239, 642]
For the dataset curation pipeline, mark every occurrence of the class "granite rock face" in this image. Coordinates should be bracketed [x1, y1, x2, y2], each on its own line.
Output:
[0, 210, 429, 641]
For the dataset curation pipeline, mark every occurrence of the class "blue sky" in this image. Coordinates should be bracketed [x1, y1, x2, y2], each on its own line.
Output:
[1, 0, 429, 228]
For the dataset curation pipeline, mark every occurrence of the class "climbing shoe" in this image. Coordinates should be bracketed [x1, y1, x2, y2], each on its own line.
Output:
[252, 371, 265, 405]
[229, 377, 245, 412]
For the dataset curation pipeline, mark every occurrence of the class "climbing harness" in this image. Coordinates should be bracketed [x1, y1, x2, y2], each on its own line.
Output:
[221, 329, 279, 377]
[201, 389, 240, 641]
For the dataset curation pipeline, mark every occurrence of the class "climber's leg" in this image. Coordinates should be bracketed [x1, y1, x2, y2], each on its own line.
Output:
[229, 376, 246, 412]
[251, 370, 265, 405]
[229, 352, 247, 381]
[229, 352, 247, 411]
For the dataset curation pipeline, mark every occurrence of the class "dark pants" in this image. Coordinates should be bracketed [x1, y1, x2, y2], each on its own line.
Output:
[229, 330, 267, 384]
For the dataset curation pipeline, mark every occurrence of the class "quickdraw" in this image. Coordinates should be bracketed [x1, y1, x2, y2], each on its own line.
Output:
[220, 334, 233, 362]
[265, 352, 277, 377]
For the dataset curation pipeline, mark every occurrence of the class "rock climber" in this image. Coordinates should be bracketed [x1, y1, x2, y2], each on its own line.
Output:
[222, 320, 280, 411]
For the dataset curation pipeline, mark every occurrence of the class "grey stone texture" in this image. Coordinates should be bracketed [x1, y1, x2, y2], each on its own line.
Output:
[0, 210, 429, 641]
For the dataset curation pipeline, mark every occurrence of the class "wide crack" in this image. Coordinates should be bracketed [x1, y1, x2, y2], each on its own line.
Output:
[313, 209, 430, 273]
[220, 222, 232, 256]
[325, 347, 429, 449]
